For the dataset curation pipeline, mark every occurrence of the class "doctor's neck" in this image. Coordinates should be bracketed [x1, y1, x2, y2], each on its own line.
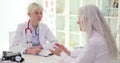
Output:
[30, 20, 39, 30]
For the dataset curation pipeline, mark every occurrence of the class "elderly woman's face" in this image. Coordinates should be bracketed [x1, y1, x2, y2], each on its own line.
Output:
[77, 17, 85, 31]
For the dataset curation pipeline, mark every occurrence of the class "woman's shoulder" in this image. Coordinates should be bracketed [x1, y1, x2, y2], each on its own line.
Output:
[39, 23, 47, 26]
[16, 22, 27, 31]
[89, 31, 106, 46]
[39, 23, 49, 28]
[17, 22, 27, 27]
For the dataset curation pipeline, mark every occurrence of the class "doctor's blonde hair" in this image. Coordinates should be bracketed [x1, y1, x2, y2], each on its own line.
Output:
[27, 3, 43, 14]
[78, 5, 118, 60]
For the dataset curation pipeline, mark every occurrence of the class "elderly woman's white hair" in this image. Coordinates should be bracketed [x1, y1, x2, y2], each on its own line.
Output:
[78, 5, 118, 60]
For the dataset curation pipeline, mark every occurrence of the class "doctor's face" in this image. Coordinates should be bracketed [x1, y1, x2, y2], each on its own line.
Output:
[29, 8, 43, 22]
[77, 17, 85, 31]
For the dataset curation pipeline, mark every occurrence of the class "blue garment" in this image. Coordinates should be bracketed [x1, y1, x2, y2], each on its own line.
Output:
[29, 22, 40, 46]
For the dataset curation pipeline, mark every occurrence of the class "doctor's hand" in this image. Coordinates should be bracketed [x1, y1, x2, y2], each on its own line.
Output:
[26, 47, 42, 55]
[55, 43, 70, 56]
[31, 45, 43, 49]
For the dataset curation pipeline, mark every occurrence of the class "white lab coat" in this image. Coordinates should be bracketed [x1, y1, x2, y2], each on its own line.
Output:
[10, 22, 58, 53]
[60, 31, 114, 63]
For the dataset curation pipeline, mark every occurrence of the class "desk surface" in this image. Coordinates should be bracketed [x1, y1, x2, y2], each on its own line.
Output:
[24, 55, 120, 63]
[1, 54, 120, 63]
[23, 54, 63, 63]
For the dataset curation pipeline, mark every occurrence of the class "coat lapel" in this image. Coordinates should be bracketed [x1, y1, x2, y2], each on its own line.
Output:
[39, 23, 44, 45]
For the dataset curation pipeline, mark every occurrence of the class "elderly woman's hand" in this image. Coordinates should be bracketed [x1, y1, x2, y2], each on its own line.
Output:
[56, 43, 70, 56]
[50, 43, 70, 56]
[50, 46, 62, 56]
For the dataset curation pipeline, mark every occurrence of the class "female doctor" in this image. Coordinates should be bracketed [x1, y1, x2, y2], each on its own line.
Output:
[50, 5, 118, 63]
[10, 3, 58, 55]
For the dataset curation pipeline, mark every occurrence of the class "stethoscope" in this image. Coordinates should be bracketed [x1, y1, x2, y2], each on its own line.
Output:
[25, 20, 33, 47]
[25, 20, 32, 34]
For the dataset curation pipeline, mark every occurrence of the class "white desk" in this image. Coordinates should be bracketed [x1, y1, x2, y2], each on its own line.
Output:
[23, 54, 63, 63]
[23, 54, 120, 63]
[1, 54, 120, 63]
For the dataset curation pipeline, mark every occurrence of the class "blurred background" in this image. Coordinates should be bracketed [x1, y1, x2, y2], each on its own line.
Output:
[0, 0, 120, 59]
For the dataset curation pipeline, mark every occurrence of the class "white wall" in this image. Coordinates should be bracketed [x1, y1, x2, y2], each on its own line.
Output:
[0, 0, 8, 55]
[0, 0, 34, 55]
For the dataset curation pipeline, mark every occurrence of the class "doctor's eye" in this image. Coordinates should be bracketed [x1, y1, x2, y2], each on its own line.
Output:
[35, 12, 39, 15]
[40, 12, 42, 14]
[26, 42, 29, 43]
[35, 11, 42, 15]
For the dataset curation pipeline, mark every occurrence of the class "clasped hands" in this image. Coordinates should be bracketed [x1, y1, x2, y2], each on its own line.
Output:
[26, 45, 43, 55]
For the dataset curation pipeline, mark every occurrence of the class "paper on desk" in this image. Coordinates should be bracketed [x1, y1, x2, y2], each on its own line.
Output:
[39, 50, 52, 57]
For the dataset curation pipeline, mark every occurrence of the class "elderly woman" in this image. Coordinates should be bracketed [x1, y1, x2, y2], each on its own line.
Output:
[50, 5, 118, 63]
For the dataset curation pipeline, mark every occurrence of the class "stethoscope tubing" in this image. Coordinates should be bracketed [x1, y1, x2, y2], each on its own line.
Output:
[25, 20, 32, 33]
